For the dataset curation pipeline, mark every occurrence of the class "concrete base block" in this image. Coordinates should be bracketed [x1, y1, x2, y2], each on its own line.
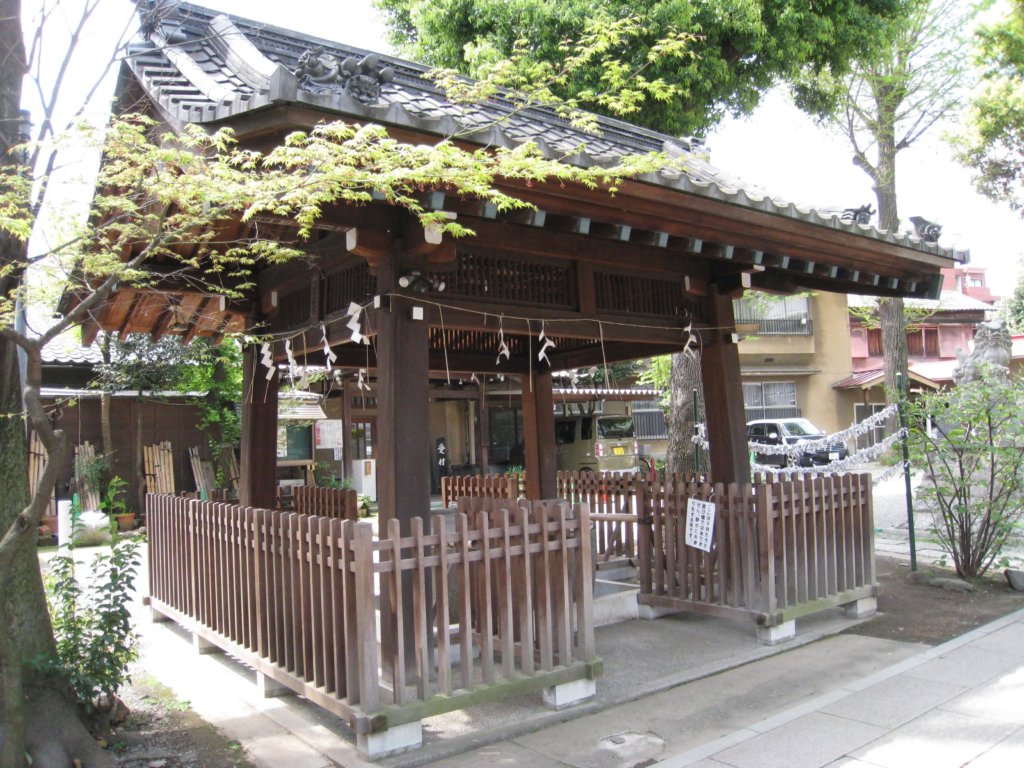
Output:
[843, 596, 878, 619]
[543, 678, 597, 710]
[150, 607, 172, 623]
[757, 620, 796, 645]
[638, 604, 680, 621]
[357, 721, 423, 759]
[256, 671, 293, 698]
[192, 634, 224, 655]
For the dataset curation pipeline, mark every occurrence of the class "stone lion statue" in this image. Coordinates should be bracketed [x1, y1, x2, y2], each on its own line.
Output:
[952, 319, 1012, 385]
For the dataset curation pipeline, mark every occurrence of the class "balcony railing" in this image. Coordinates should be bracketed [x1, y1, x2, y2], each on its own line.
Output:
[734, 316, 813, 335]
[733, 296, 813, 335]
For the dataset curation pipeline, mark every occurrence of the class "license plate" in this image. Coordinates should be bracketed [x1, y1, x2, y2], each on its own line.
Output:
[829, 452, 839, 460]
[612, 446, 625, 456]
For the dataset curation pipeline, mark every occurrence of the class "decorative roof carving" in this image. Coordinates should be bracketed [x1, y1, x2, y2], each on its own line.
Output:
[294, 48, 394, 104]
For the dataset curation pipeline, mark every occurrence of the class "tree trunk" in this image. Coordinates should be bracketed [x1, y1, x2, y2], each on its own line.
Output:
[99, 334, 114, 458]
[880, 295, 909, 404]
[665, 352, 706, 476]
[872, 114, 909, 420]
[0, 341, 114, 768]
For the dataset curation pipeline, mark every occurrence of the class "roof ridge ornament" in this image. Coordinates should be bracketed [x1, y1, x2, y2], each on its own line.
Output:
[137, 0, 187, 43]
[294, 48, 395, 104]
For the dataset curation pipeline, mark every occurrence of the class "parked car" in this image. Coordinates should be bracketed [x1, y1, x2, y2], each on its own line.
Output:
[746, 418, 849, 467]
[554, 414, 639, 473]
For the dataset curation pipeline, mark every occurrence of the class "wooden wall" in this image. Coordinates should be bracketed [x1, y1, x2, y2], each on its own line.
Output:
[41, 395, 209, 505]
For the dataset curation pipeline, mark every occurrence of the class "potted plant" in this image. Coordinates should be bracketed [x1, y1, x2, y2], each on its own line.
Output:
[100, 476, 135, 531]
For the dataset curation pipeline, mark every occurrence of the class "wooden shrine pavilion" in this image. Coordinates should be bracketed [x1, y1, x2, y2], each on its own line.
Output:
[92, 2, 965, 529]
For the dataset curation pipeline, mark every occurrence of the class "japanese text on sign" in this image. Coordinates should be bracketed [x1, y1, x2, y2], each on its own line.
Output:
[685, 498, 716, 552]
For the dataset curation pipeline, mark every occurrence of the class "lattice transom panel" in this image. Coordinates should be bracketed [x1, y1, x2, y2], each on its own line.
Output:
[438, 252, 573, 307]
[324, 262, 376, 316]
[428, 327, 593, 359]
[276, 283, 317, 329]
[595, 272, 704, 321]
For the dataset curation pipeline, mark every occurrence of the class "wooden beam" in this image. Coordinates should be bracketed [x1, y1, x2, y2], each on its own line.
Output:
[457, 216, 712, 281]
[495, 178, 950, 281]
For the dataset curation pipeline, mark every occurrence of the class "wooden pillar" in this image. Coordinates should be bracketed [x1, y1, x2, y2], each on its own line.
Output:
[478, 378, 490, 472]
[700, 287, 750, 485]
[340, 377, 352, 483]
[521, 370, 556, 499]
[375, 240, 432, 681]
[376, 254, 431, 531]
[240, 343, 278, 509]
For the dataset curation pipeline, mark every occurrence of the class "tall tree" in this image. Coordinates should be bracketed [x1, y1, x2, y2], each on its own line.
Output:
[956, 0, 1024, 211]
[810, 0, 976, 411]
[375, 0, 903, 137]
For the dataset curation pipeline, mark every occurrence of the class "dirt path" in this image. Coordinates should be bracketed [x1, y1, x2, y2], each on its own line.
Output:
[844, 555, 1024, 645]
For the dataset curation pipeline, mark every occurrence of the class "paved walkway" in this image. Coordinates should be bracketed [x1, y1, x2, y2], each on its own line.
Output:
[447, 608, 1024, 768]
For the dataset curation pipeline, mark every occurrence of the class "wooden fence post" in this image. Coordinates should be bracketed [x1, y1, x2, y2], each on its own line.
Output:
[756, 483, 776, 617]
[574, 502, 595, 660]
[636, 476, 652, 594]
[352, 523, 379, 712]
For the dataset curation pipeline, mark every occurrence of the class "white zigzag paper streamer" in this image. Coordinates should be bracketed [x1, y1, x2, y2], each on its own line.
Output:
[347, 301, 364, 345]
[322, 324, 337, 366]
[260, 341, 275, 381]
[496, 319, 510, 365]
[537, 324, 555, 364]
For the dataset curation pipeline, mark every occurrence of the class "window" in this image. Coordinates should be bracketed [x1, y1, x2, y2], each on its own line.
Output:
[554, 420, 576, 445]
[907, 327, 940, 357]
[351, 419, 375, 459]
[970, 276, 984, 287]
[867, 328, 883, 357]
[867, 327, 939, 357]
[742, 381, 799, 421]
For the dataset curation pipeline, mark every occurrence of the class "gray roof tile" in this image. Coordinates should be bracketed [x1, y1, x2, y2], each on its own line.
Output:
[125, 2, 967, 267]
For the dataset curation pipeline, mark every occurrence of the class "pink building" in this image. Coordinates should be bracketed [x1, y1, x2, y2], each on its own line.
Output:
[941, 265, 997, 305]
[848, 290, 994, 384]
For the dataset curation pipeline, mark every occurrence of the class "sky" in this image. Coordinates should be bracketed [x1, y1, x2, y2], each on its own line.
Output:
[28, 0, 1024, 294]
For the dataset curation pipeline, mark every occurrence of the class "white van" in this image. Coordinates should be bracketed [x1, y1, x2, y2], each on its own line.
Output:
[554, 414, 639, 473]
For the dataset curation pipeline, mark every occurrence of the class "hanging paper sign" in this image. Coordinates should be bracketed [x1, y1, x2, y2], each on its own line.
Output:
[685, 497, 716, 552]
[314, 419, 344, 449]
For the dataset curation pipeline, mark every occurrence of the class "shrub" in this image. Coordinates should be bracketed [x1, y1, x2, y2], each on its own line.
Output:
[907, 368, 1024, 578]
[41, 531, 142, 712]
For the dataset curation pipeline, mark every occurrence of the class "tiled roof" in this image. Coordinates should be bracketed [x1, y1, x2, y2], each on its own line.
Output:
[25, 304, 104, 365]
[832, 368, 942, 390]
[126, 2, 967, 268]
[848, 291, 995, 313]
